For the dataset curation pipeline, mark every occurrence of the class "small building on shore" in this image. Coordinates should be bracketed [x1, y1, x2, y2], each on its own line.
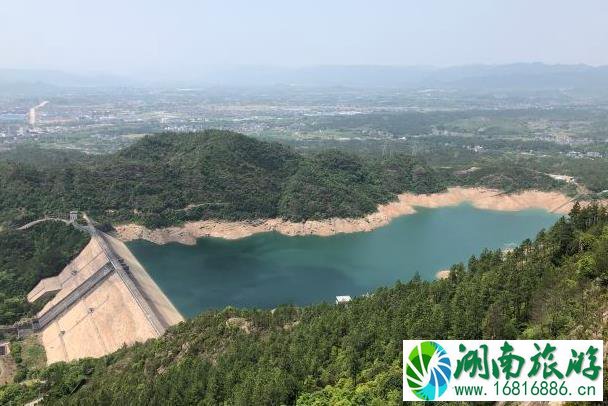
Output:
[336, 295, 352, 304]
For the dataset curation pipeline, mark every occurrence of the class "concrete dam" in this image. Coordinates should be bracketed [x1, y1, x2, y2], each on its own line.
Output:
[27, 227, 184, 364]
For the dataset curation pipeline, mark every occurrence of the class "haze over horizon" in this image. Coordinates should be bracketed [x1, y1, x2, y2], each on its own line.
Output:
[2, 0, 607, 78]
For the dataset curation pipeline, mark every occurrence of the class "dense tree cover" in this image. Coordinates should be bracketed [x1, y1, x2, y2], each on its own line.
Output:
[0, 130, 445, 229]
[300, 108, 608, 139]
[304, 111, 472, 136]
[1, 130, 581, 232]
[524, 155, 608, 193]
[2, 204, 607, 405]
[278, 151, 443, 220]
[283, 134, 606, 196]
[286, 138, 586, 196]
[450, 164, 564, 193]
[0, 146, 91, 168]
[0, 223, 88, 325]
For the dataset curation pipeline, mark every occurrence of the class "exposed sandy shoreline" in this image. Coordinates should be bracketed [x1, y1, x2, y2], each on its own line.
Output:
[114, 187, 585, 246]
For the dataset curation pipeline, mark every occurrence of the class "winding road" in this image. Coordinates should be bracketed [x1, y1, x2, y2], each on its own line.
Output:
[17, 216, 90, 233]
[17, 218, 71, 230]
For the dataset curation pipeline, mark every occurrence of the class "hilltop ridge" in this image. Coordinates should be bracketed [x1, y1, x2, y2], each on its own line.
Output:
[0, 130, 444, 228]
[1, 130, 574, 233]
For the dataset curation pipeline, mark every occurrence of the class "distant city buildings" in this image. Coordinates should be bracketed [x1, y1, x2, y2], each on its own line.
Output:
[28, 107, 36, 126]
[27, 101, 49, 128]
[0, 88, 606, 164]
[566, 151, 603, 159]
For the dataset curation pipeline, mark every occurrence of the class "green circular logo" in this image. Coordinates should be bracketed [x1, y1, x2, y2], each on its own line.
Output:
[405, 341, 452, 400]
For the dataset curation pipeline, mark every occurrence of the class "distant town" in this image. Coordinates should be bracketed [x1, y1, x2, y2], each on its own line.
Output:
[1, 85, 607, 165]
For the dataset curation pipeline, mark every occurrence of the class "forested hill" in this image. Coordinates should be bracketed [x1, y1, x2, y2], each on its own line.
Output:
[0, 130, 444, 229]
[2, 203, 607, 405]
[0, 222, 88, 325]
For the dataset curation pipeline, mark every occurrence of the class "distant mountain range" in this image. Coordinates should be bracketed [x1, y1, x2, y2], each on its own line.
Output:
[0, 69, 131, 91]
[2, 64, 608, 90]
[194, 63, 608, 90]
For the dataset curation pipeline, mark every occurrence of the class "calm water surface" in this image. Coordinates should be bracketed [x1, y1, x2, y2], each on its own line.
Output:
[128, 204, 560, 317]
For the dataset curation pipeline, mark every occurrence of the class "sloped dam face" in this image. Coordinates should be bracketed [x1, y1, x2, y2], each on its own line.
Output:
[29, 232, 183, 364]
[128, 205, 560, 317]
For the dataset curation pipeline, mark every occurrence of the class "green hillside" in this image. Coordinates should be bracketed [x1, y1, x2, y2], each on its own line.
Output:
[2, 203, 606, 405]
[0, 130, 444, 229]
[0, 222, 88, 325]
[452, 164, 564, 193]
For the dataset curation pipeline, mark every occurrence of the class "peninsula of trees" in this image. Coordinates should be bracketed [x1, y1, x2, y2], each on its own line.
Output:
[0, 130, 565, 230]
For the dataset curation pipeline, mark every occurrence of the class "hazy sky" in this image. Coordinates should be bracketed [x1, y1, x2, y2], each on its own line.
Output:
[2, 0, 607, 75]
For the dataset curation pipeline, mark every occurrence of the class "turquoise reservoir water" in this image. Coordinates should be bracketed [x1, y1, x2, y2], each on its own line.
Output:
[128, 204, 560, 317]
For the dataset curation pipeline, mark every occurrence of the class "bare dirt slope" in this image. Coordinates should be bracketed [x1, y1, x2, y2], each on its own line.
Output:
[114, 187, 581, 245]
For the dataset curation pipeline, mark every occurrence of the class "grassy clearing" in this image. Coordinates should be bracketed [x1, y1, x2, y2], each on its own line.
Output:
[20, 336, 46, 372]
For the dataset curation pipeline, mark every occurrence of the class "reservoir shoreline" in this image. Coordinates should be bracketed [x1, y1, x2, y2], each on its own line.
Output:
[114, 187, 587, 245]
[127, 204, 562, 314]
